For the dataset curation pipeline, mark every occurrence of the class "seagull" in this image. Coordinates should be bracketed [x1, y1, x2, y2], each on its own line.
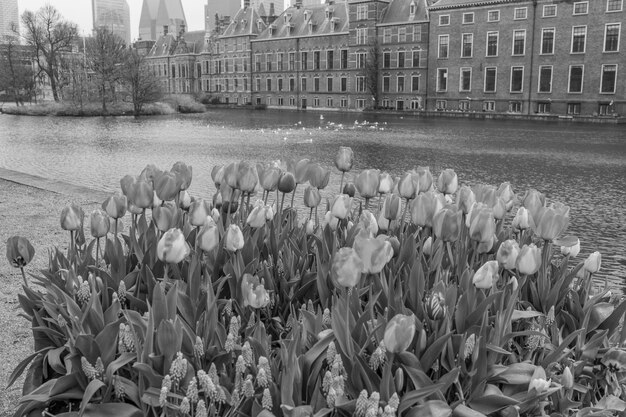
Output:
[320, 115, 324, 120]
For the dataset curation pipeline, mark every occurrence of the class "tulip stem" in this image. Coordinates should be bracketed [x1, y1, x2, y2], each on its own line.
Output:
[114, 220, 118, 239]
[95, 238, 100, 271]
[280, 193, 286, 218]
[377, 193, 383, 213]
[291, 184, 297, 208]
[401, 198, 409, 233]
[365, 198, 370, 211]
[20, 267, 29, 288]
[339, 172, 345, 195]
[309, 207, 313, 221]
[263, 190, 268, 205]
[240, 193, 246, 223]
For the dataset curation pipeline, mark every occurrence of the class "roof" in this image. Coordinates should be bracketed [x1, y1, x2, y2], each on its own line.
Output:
[147, 34, 177, 57]
[221, 6, 266, 38]
[255, 2, 349, 40]
[429, 0, 526, 10]
[173, 30, 206, 54]
[380, 0, 429, 24]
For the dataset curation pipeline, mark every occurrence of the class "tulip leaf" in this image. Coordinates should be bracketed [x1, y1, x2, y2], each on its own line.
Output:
[469, 394, 519, 415]
[79, 379, 106, 416]
[7, 348, 50, 389]
[510, 310, 543, 321]
[420, 332, 452, 371]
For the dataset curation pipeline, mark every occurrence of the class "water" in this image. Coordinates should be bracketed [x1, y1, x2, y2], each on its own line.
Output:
[1, 109, 625, 288]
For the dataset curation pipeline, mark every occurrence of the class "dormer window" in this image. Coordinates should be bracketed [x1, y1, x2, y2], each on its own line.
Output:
[331, 17, 339, 32]
[325, 7, 333, 20]
[308, 20, 313, 33]
[410, 1, 416, 15]
[269, 24, 276, 36]
[304, 10, 311, 20]
[284, 13, 291, 23]
[257, 19, 263, 32]
[288, 22, 295, 33]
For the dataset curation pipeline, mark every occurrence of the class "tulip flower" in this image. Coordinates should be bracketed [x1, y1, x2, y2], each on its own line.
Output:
[384, 194, 402, 221]
[516, 244, 542, 275]
[512, 206, 532, 231]
[130, 180, 154, 209]
[562, 367, 573, 390]
[323, 211, 340, 231]
[472, 260, 499, 289]
[264, 204, 275, 220]
[197, 222, 219, 252]
[120, 175, 137, 197]
[211, 208, 221, 224]
[357, 210, 379, 238]
[102, 194, 127, 220]
[307, 163, 331, 189]
[60, 204, 84, 231]
[303, 186, 322, 209]
[189, 199, 210, 227]
[456, 185, 476, 215]
[153, 203, 180, 232]
[497, 182, 515, 210]
[259, 165, 281, 193]
[140, 164, 162, 185]
[432, 205, 462, 242]
[294, 158, 311, 184]
[154, 172, 180, 202]
[335, 146, 354, 172]
[426, 291, 446, 321]
[223, 162, 240, 189]
[584, 251, 601, 274]
[353, 230, 393, 274]
[90, 209, 110, 238]
[157, 228, 190, 264]
[522, 189, 545, 225]
[378, 172, 394, 194]
[241, 273, 270, 309]
[437, 169, 458, 195]
[331, 194, 352, 220]
[492, 198, 507, 220]
[341, 182, 355, 198]
[278, 172, 296, 194]
[411, 192, 445, 228]
[152, 191, 163, 209]
[128, 203, 143, 215]
[211, 165, 225, 189]
[237, 161, 258, 194]
[534, 205, 569, 241]
[178, 191, 192, 210]
[225, 224, 244, 252]
[473, 184, 498, 208]
[384, 314, 416, 353]
[477, 234, 496, 254]
[423, 236, 433, 256]
[529, 367, 551, 393]
[331, 247, 364, 288]
[171, 161, 192, 191]
[497, 239, 520, 270]
[305, 219, 315, 235]
[412, 167, 433, 194]
[6, 236, 35, 286]
[561, 238, 581, 258]
[247, 204, 267, 228]
[469, 206, 496, 243]
[355, 169, 380, 204]
[398, 172, 417, 200]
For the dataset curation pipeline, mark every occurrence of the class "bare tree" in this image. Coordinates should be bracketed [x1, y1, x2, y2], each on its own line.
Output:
[20, 5, 78, 102]
[0, 28, 35, 106]
[59, 53, 91, 111]
[121, 49, 163, 118]
[362, 40, 381, 109]
[86, 27, 127, 112]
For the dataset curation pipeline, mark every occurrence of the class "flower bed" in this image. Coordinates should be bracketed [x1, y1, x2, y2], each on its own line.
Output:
[6, 149, 626, 417]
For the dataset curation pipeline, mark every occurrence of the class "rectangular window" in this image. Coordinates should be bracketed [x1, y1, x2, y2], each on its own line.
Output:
[514, 7, 527, 19]
[357, 4, 368, 20]
[356, 76, 366, 92]
[278, 97, 284, 106]
[398, 51, 405, 68]
[412, 75, 419, 91]
[510, 66, 524, 92]
[266, 78, 272, 91]
[266, 54, 273, 71]
[399, 28, 407, 42]
[357, 28, 368, 44]
[383, 52, 391, 68]
[483, 101, 495, 111]
[314, 77, 320, 92]
[599, 103, 612, 115]
[509, 101, 522, 113]
[383, 28, 391, 43]
[313, 97, 320, 107]
[327, 77, 333, 92]
[487, 32, 499, 56]
[601, 64, 618, 93]
[460, 67, 472, 92]
[439, 15, 450, 26]
[314, 51, 321, 69]
[436, 100, 447, 110]
[255, 78, 261, 92]
[463, 12, 474, 24]
[277, 53, 283, 71]
[327, 50, 334, 69]
[301, 77, 307, 92]
[439, 35, 449, 58]
[607, 0, 623, 12]
[356, 99, 365, 108]
[459, 100, 470, 111]
[340, 98, 348, 108]
[574, 2, 588, 15]
[327, 97, 333, 107]
[413, 25, 422, 42]
[301, 52, 308, 70]
[340, 50, 348, 69]
[538, 66, 553, 92]
[341, 77, 347, 92]
[567, 103, 581, 115]
[255, 54, 261, 71]
[412, 50, 420, 67]
[541, 28, 555, 54]
[543, 5, 557, 17]
[289, 52, 295, 71]
[397, 76, 405, 92]
[356, 52, 367, 69]
[437, 68, 448, 91]
[605, 24, 621, 52]
[462, 33, 473, 57]
[537, 102, 551, 113]
[383, 76, 390, 92]
[571, 26, 587, 53]
[289, 78, 295, 91]
[484, 67, 497, 92]
[488, 10, 500, 22]
[278, 78, 283, 91]
[568, 65, 584, 93]
[513, 30, 526, 55]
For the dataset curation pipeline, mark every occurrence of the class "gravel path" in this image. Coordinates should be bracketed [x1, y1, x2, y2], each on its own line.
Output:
[0, 179, 101, 416]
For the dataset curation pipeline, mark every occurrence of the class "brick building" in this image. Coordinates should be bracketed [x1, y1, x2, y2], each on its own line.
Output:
[427, 0, 626, 117]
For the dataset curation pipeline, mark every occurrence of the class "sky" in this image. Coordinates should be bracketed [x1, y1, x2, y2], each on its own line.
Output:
[17, 0, 291, 41]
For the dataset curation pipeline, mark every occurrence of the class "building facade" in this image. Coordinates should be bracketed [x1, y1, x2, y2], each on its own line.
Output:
[205, 0, 242, 33]
[427, 0, 626, 117]
[92, 0, 131, 45]
[143, 0, 626, 118]
[0, 0, 19, 39]
[139, 0, 187, 41]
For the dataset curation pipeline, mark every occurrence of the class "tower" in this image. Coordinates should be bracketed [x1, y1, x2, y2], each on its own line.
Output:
[139, 0, 187, 40]
[0, 0, 19, 39]
[204, 0, 241, 33]
[92, 0, 131, 44]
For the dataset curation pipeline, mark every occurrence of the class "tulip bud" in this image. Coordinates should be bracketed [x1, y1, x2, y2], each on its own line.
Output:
[535, 205, 569, 241]
[90, 209, 110, 238]
[264, 204, 275, 220]
[259, 166, 281, 192]
[102, 193, 127, 220]
[353, 231, 393, 274]
[211, 208, 221, 224]
[303, 186, 322, 208]
[497, 182, 515, 210]
[305, 219, 315, 235]
[140, 164, 162, 185]
[469, 207, 496, 243]
[223, 162, 240, 189]
[561, 238, 581, 258]
[335, 146, 354, 172]
[343, 182, 356, 198]
[294, 158, 311, 184]
[426, 292, 446, 321]
[331, 247, 364, 288]
[508, 276, 519, 291]
[516, 244, 542, 275]
[432, 206, 462, 242]
[522, 189, 545, 225]
[456, 185, 476, 215]
[225, 225, 244, 252]
[153, 203, 180, 232]
[437, 169, 458, 195]
[383, 314, 416, 353]
[423, 236, 433, 256]
[384, 194, 402, 221]
[394, 368, 405, 392]
[307, 163, 331, 189]
[358, 210, 378, 237]
[492, 198, 507, 220]
[472, 260, 499, 289]
[323, 211, 339, 231]
[178, 191, 192, 210]
[331, 194, 352, 220]
[211, 165, 225, 188]
[197, 223, 219, 252]
[189, 199, 210, 227]
[171, 161, 192, 191]
[6, 236, 35, 268]
[378, 172, 394, 194]
[387, 236, 400, 257]
[154, 172, 180, 202]
[474, 184, 498, 207]
[120, 175, 137, 197]
[60, 204, 84, 231]
[237, 161, 258, 194]
[157, 228, 190, 263]
[562, 367, 573, 390]
[241, 273, 270, 308]
[130, 180, 154, 209]
[411, 192, 444, 227]
[278, 172, 296, 194]
[412, 167, 433, 194]
[246, 205, 267, 228]
[355, 169, 380, 199]
[497, 239, 520, 270]
[398, 172, 417, 200]
[512, 206, 532, 231]
[583, 251, 601, 274]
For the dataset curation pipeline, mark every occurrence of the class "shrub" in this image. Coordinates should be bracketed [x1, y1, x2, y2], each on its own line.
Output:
[163, 95, 206, 114]
[7, 157, 626, 417]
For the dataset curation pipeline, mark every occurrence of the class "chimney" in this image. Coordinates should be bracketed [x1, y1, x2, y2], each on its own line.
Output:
[295, 0, 302, 9]
[243, 0, 250, 8]
[269, 2, 275, 16]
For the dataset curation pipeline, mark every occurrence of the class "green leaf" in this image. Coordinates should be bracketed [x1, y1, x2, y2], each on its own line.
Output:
[79, 379, 105, 416]
[420, 332, 452, 371]
[469, 394, 519, 415]
[7, 348, 50, 389]
[82, 403, 142, 417]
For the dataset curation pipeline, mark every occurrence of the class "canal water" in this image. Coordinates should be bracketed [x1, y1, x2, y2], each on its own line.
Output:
[0, 109, 625, 288]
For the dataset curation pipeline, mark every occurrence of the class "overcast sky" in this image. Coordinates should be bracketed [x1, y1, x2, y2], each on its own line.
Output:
[18, 0, 290, 41]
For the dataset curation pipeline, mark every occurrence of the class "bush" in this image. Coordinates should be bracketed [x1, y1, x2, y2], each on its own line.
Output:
[6, 159, 626, 417]
[163, 94, 206, 114]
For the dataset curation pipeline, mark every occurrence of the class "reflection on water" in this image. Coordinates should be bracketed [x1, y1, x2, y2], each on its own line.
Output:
[1, 109, 625, 289]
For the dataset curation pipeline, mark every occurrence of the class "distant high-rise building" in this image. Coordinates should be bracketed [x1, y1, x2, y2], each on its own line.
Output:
[290, 0, 322, 6]
[0, 0, 19, 39]
[139, 0, 187, 41]
[204, 0, 241, 33]
[92, 0, 131, 44]
[251, 0, 284, 17]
